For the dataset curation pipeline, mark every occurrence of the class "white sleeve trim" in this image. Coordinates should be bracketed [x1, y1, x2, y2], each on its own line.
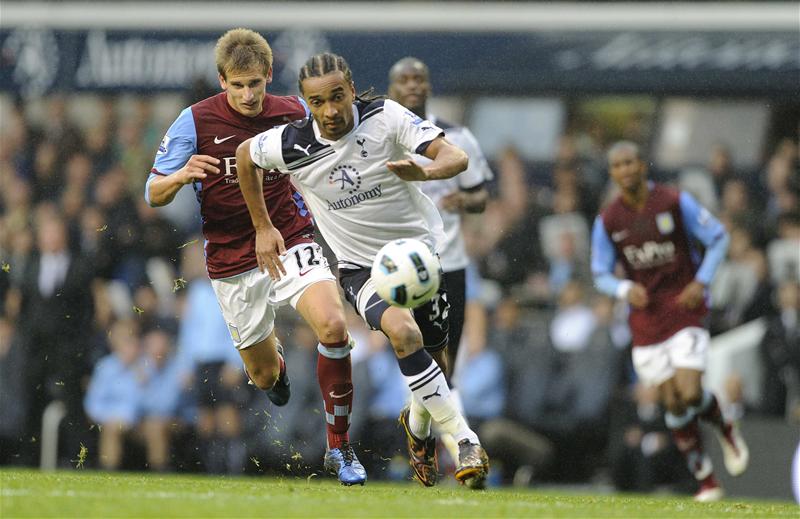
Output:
[616, 280, 634, 300]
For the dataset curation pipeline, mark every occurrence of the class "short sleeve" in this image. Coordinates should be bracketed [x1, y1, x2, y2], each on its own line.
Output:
[249, 127, 286, 172]
[151, 107, 197, 175]
[383, 99, 444, 155]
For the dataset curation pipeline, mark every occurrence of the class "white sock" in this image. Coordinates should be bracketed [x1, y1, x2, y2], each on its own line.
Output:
[402, 359, 478, 444]
[433, 387, 469, 462]
[409, 394, 431, 440]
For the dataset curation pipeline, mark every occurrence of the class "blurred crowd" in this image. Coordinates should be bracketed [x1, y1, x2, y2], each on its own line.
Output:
[0, 90, 798, 492]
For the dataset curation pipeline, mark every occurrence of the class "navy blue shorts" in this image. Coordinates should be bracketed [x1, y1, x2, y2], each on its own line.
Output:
[338, 267, 450, 353]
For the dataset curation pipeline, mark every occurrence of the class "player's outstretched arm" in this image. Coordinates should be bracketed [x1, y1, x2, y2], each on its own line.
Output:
[422, 137, 469, 180]
[235, 139, 287, 280]
[147, 155, 220, 207]
[387, 137, 468, 181]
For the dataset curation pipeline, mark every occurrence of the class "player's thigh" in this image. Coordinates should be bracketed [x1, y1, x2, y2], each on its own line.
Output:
[672, 368, 704, 406]
[210, 269, 277, 350]
[293, 279, 348, 342]
[664, 327, 708, 406]
[631, 342, 674, 388]
[658, 377, 685, 415]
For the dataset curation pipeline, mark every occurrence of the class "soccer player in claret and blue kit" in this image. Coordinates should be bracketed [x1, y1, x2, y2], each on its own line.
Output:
[591, 141, 749, 502]
[235, 52, 490, 489]
[145, 29, 366, 485]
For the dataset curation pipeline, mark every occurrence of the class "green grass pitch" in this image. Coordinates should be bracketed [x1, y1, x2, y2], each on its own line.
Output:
[1, 469, 796, 518]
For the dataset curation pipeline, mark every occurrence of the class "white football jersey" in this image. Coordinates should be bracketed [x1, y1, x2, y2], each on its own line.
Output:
[250, 99, 446, 268]
[413, 116, 493, 272]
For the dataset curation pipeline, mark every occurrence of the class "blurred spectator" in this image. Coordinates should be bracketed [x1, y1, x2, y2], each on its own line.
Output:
[710, 224, 768, 334]
[92, 167, 143, 284]
[176, 240, 246, 474]
[759, 281, 800, 421]
[468, 148, 546, 290]
[549, 281, 596, 354]
[0, 317, 27, 464]
[608, 383, 693, 494]
[542, 284, 621, 481]
[479, 297, 556, 484]
[538, 190, 591, 296]
[245, 321, 327, 476]
[767, 211, 800, 285]
[8, 212, 95, 463]
[719, 179, 755, 224]
[83, 97, 118, 176]
[707, 144, 737, 196]
[455, 320, 505, 427]
[350, 331, 410, 480]
[762, 139, 799, 226]
[138, 328, 191, 471]
[1, 176, 35, 287]
[84, 319, 143, 470]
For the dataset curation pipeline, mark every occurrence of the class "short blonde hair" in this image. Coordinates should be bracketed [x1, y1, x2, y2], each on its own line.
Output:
[214, 28, 273, 78]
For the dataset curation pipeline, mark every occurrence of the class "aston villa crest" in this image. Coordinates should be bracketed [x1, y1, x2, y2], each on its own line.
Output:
[656, 212, 675, 234]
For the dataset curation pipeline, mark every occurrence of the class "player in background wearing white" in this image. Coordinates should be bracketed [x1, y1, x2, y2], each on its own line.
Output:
[389, 57, 493, 482]
[235, 52, 489, 488]
[145, 30, 365, 485]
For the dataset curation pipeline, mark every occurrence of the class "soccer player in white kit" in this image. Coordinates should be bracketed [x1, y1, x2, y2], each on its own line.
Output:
[235, 52, 489, 488]
[389, 57, 493, 486]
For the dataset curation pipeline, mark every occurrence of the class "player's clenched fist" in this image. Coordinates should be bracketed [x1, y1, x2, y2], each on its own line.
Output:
[627, 283, 649, 309]
[175, 155, 220, 184]
[676, 280, 705, 309]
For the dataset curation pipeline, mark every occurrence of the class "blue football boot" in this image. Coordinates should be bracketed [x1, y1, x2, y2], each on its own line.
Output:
[324, 442, 367, 486]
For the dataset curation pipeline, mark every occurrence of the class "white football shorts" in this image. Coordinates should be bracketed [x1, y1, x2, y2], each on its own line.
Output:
[211, 242, 335, 349]
[631, 327, 709, 387]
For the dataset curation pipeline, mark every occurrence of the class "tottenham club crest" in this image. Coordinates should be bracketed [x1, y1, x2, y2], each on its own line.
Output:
[328, 165, 362, 195]
[325, 164, 383, 211]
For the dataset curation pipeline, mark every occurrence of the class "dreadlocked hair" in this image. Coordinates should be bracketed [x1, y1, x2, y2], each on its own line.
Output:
[298, 52, 383, 103]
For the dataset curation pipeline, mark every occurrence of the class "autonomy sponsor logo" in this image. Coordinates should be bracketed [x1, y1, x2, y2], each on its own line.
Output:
[326, 184, 383, 211]
[325, 164, 383, 211]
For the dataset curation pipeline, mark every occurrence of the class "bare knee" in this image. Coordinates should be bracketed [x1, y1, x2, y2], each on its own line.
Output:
[659, 382, 686, 416]
[248, 364, 280, 391]
[385, 321, 423, 357]
[679, 385, 703, 408]
[315, 314, 348, 344]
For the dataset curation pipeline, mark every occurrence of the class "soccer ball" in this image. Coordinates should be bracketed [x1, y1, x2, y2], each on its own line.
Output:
[371, 238, 441, 309]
